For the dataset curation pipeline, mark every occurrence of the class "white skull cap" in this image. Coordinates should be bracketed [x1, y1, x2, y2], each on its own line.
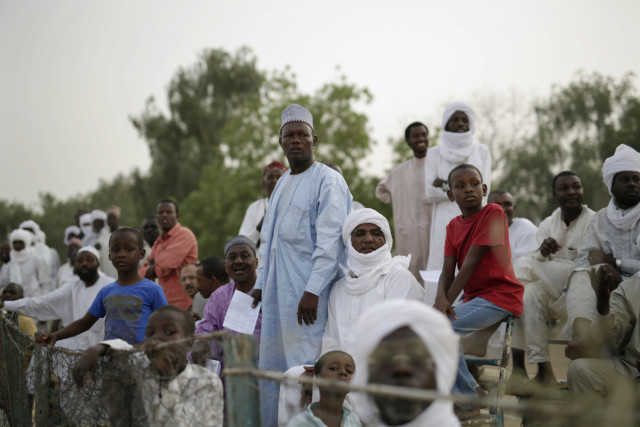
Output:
[280, 104, 314, 132]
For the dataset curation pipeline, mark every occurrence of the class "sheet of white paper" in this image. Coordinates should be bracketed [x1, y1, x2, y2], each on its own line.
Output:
[222, 290, 261, 334]
[205, 359, 221, 376]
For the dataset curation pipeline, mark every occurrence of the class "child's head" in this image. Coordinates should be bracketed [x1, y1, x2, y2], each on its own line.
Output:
[314, 351, 355, 395]
[180, 264, 199, 298]
[108, 227, 145, 274]
[447, 163, 487, 215]
[143, 305, 194, 377]
[2, 283, 24, 301]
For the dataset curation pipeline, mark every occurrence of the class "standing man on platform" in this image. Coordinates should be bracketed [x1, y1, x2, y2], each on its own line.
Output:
[251, 104, 352, 426]
[140, 200, 198, 311]
[376, 122, 432, 284]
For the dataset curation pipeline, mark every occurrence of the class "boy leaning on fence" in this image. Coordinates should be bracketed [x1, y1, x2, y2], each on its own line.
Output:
[73, 305, 224, 427]
[36, 227, 167, 347]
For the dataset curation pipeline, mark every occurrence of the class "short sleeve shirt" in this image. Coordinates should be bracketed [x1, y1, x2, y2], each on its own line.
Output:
[88, 278, 168, 344]
[444, 203, 523, 316]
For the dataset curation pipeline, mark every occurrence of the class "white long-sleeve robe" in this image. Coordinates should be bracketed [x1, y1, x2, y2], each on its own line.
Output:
[424, 143, 492, 270]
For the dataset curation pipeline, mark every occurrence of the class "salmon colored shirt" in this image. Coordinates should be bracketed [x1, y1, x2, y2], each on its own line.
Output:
[140, 222, 198, 310]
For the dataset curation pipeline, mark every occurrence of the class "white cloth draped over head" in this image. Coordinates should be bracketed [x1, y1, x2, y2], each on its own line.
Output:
[9, 229, 35, 284]
[341, 208, 410, 295]
[352, 300, 460, 427]
[602, 144, 640, 231]
[79, 213, 93, 237]
[64, 225, 81, 245]
[439, 101, 477, 164]
[90, 209, 107, 222]
[19, 220, 42, 245]
[77, 246, 100, 263]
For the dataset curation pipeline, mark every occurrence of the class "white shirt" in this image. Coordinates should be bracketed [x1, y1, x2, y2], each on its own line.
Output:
[4, 274, 114, 350]
[239, 198, 268, 244]
[0, 253, 50, 297]
[509, 217, 538, 262]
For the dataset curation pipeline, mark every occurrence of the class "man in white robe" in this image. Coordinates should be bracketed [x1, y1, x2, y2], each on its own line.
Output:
[97, 205, 121, 278]
[278, 208, 424, 425]
[565, 144, 640, 355]
[424, 102, 492, 270]
[352, 300, 460, 427]
[251, 104, 352, 427]
[376, 122, 432, 284]
[82, 209, 109, 247]
[0, 229, 50, 297]
[509, 172, 594, 386]
[0, 246, 112, 350]
[20, 220, 60, 290]
[488, 190, 537, 262]
[56, 237, 82, 288]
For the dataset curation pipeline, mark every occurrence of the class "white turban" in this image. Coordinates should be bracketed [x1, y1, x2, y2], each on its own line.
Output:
[352, 300, 460, 426]
[64, 225, 81, 245]
[602, 144, 640, 196]
[9, 229, 35, 283]
[90, 209, 107, 222]
[79, 213, 93, 236]
[77, 246, 100, 264]
[341, 209, 410, 295]
[280, 104, 314, 132]
[440, 101, 477, 164]
[10, 229, 33, 247]
[19, 220, 43, 245]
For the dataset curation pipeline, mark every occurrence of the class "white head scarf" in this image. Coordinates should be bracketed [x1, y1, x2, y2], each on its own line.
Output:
[601, 144, 640, 231]
[439, 101, 477, 164]
[19, 220, 42, 245]
[77, 246, 100, 264]
[341, 208, 410, 295]
[64, 225, 81, 245]
[9, 229, 35, 284]
[79, 213, 93, 237]
[352, 300, 460, 427]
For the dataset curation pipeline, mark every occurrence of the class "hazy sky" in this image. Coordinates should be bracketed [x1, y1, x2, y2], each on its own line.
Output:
[2, 0, 639, 207]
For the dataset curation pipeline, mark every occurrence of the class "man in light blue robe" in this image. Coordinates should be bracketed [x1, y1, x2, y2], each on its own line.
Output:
[251, 104, 352, 426]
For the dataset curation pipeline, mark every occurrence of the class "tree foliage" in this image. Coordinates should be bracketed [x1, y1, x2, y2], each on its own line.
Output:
[496, 72, 640, 222]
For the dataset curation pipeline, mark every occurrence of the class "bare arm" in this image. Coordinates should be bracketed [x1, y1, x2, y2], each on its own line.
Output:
[434, 256, 457, 319]
[446, 245, 489, 303]
[35, 312, 98, 346]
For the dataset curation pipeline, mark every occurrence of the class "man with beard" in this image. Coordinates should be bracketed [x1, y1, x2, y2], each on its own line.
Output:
[424, 102, 491, 271]
[376, 122, 432, 284]
[140, 200, 198, 310]
[565, 145, 640, 359]
[509, 172, 595, 388]
[0, 246, 112, 350]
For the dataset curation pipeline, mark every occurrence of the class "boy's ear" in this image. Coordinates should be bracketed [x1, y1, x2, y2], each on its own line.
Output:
[139, 248, 146, 260]
[447, 190, 454, 202]
[482, 183, 488, 196]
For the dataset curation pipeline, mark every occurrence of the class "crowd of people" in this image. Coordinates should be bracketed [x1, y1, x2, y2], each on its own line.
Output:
[0, 102, 639, 426]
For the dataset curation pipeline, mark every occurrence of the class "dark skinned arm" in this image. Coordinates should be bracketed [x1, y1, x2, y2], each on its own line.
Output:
[446, 245, 489, 305]
[434, 256, 458, 319]
[297, 291, 319, 326]
[35, 312, 99, 346]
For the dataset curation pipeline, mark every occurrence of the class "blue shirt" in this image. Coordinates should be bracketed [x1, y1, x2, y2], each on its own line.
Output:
[88, 278, 167, 344]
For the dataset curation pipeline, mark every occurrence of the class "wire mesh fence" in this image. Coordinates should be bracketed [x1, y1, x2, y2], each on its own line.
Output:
[1, 312, 639, 427]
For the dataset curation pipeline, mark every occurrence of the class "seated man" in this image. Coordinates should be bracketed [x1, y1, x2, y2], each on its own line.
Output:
[488, 190, 537, 262]
[510, 172, 595, 386]
[352, 299, 460, 426]
[566, 144, 640, 352]
[278, 208, 424, 425]
[566, 266, 638, 426]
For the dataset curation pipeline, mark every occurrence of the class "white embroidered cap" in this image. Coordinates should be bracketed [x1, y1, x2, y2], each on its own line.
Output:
[280, 104, 314, 132]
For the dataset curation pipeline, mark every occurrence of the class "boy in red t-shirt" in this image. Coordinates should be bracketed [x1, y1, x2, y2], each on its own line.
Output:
[434, 163, 524, 419]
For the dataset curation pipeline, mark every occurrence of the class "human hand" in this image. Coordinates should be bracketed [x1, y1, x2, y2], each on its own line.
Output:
[539, 237, 561, 257]
[72, 344, 108, 388]
[299, 365, 315, 407]
[191, 311, 202, 322]
[433, 178, 446, 188]
[588, 249, 615, 266]
[434, 295, 457, 320]
[251, 289, 262, 308]
[35, 333, 57, 346]
[297, 292, 319, 326]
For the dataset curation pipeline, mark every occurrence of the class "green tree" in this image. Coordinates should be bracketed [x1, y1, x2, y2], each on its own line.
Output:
[496, 72, 640, 222]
